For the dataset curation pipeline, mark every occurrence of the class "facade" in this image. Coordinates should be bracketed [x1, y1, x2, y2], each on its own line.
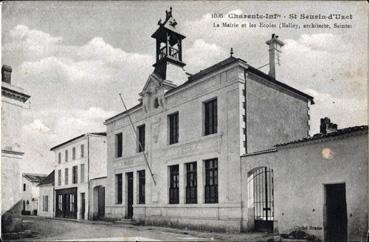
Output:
[241, 124, 368, 241]
[104, 8, 314, 232]
[50, 132, 107, 220]
[21, 173, 47, 215]
[1, 65, 30, 223]
[38, 171, 55, 218]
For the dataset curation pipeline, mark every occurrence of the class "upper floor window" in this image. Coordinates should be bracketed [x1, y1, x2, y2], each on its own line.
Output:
[65, 168, 69, 185]
[204, 98, 218, 136]
[72, 147, 76, 160]
[205, 158, 218, 203]
[72, 166, 78, 184]
[65, 150, 69, 162]
[58, 169, 61, 186]
[186, 162, 197, 204]
[80, 144, 84, 158]
[58, 152, 61, 164]
[169, 165, 179, 204]
[115, 133, 123, 158]
[23, 183, 26, 191]
[137, 125, 145, 152]
[80, 164, 85, 183]
[168, 112, 179, 144]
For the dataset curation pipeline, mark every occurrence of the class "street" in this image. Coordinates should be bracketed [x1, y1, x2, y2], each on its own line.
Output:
[18, 216, 274, 241]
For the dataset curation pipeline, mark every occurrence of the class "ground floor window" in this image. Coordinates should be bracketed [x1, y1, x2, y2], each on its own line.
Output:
[116, 173, 123, 204]
[169, 165, 179, 204]
[205, 158, 218, 203]
[70, 194, 75, 212]
[186, 162, 197, 204]
[42, 195, 48, 212]
[138, 170, 145, 204]
[58, 195, 62, 210]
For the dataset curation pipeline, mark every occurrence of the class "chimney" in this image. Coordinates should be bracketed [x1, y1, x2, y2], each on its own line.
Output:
[266, 34, 285, 79]
[2, 65, 12, 84]
[320, 117, 338, 134]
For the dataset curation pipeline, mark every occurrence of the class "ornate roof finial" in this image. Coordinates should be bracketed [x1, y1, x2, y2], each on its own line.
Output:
[230, 47, 234, 57]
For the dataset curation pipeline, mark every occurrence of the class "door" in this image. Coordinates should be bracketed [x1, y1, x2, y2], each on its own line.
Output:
[127, 172, 134, 219]
[97, 187, 105, 218]
[325, 184, 347, 242]
[55, 188, 77, 219]
[81, 193, 85, 219]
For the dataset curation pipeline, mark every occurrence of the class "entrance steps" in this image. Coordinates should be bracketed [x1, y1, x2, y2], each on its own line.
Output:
[114, 218, 137, 225]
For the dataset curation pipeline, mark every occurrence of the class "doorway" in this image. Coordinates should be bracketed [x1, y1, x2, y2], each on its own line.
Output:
[324, 183, 347, 242]
[126, 172, 133, 219]
[97, 186, 105, 218]
[81, 193, 85, 219]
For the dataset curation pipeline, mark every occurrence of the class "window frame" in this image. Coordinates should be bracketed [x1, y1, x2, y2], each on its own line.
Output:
[169, 165, 179, 204]
[65, 150, 69, 162]
[80, 164, 85, 183]
[116, 173, 123, 204]
[72, 165, 78, 184]
[80, 144, 84, 158]
[115, 132, 123, 158]
[186, 162, 197, 204]
[168, 112, 179, 145]
[204, 158, 218, 203]
[203, 98, 218, 136]
[58, 169, 62, 186]
[65, 168, 69, 185]
[138, 170, 145, 204]
[137, 124, 145, 152]
[58, 152, 61, 164]
[72, 147, 76, 160]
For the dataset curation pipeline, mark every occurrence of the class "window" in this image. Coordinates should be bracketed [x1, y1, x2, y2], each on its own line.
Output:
[58, 169, 61, 186]
[58, 152, 61, 164]
[205, 158, 218, 203]
[204, 98, 218, 135]
[115, 133, 123, 158]
[65, 168, 69, 185]
[80, 164, 85, 183]
[169, 165, 179, 204]
[154, 98, 159, 108]
[72, 147, 76, 160]
[72, 166, 78, 184]
[138, 170, 145, 204]
[186, 162, 197, 204]
[70, 194, 75, 212]
[116, 174, 122, 204]
[42, 195, 48, 212]
[58, 195, 62, 210]
[65, 150, 68, 162]
[137, 125, 145, 152]
[23, 183, 26, 191]
[168, 112, 179, 144]
[81, 144, 84, 158]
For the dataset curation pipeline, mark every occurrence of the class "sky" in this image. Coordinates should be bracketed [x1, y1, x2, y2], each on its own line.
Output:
[2, 1, 367, 174]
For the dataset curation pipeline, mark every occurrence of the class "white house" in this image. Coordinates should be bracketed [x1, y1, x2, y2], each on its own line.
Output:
[50, 132, 107, 220]
[38, 170, 55, 218]
[21, 173, 47, 215]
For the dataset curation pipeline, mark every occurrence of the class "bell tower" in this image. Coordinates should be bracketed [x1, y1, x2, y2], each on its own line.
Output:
[151, 7, 186, 83]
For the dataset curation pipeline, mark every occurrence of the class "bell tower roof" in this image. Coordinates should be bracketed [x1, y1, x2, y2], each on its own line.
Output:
[151, 7, 187, 83]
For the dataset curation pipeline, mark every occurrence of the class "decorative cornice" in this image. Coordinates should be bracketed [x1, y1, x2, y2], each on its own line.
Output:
[2, 86, 30, 103]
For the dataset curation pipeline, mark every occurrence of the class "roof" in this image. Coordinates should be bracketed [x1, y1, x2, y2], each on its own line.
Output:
[38, 170, 55, 186]
[276, 125, 368, 147]
[166, 56, 314, 103]
[50, 132, 106, 151]
[23, 173, 48, 183]
[104, 103, 142, 124]
[105, 56, 314, 124]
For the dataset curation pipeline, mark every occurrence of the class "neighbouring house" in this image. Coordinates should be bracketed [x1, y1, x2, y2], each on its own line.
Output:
[50, 133, 107, 220]
[241, 120, 368, 241]
[21, 173, 48, 215]
[38, 170, 55, 218]
[103, 7, 368, 242]
[1, 65, 30, 233]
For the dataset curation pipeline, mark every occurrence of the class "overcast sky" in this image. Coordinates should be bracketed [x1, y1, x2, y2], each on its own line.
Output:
[2, 1, 367, 174]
